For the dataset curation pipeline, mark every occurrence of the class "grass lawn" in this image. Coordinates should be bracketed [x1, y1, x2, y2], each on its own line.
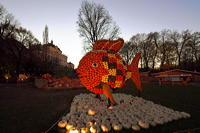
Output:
[0, 81, 200, 133]
[114, 81, 200, 133]
[0, 83, 89, 133]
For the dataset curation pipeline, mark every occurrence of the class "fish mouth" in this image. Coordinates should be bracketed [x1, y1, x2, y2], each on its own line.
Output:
[77, 73, 88, 78]
[79, 76, 87, 78]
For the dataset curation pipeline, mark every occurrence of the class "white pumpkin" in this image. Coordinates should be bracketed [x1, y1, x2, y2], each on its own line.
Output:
[87, 121, 94, 127]
[101, 125, 109, 132]
[132, 125, 140, 131]
[138, 121, 149, 129]
[112, 124, 122, 131]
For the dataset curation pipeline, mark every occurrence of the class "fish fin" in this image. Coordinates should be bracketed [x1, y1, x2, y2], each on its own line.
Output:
[130, 53, 142, 91]
[93, 40, 109, 50]
[92, 38, 124, 52]
[106, 38, 124, 52]
[102, 83, 117, 105]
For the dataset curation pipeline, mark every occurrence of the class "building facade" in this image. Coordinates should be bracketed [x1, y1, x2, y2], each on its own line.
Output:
[30, 42, 74, 68]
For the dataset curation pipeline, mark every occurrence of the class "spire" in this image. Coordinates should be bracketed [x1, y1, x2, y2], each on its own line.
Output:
[43, 25, 49, 44]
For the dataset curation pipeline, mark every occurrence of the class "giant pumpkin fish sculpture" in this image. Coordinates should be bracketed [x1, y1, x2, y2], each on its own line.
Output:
[77, 38, 142, 106]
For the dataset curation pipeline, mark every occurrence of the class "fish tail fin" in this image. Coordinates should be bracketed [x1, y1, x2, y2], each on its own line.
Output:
[129, 53, 142, 92]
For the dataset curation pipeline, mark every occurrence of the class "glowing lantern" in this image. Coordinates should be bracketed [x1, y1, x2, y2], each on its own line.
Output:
[132, 125, 140, 131]
[88, 109, 96, 116]
[66, 124, 73, 130]
[81, 128, 89, 133]
[90, 126, 97, 133]
[101, 125, 109, 132]
[18, 74, 28, 81]
[108, 106, 113, 110]
[4, 74, 11, 80]
[57, 120, 67, 128]
[113, 124, 122, 131]
[138, 121, 149, 129]
[42, 73, 52, 79]
[68, 128, 80, 133]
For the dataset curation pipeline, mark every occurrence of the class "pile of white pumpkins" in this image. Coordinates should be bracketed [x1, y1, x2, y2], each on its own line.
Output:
[58, 93, 190, 133]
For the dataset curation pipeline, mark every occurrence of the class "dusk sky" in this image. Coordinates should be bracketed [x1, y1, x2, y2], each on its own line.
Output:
[1, 0, 200, 68]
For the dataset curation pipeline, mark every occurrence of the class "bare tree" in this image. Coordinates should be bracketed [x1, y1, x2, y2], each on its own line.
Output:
[17, 27, 40, 49]
[43, 25, 49, 44]
[15, 27, 39, 47]
[157, 30, 170, 68]
[77, 1, 120, 51]
[119, 41, 135, 64]
[170, 30, 191, 66]
[121, 33, 154, 70]
[188, 32, 200, 62]
[122, 29, 200, 71]
[146, 32, 159, 69]
[0, 4, 45, 77]
[141, 35, 153, 70]
[0, 4, 19, 39]
[120, 34, 144, 66]
[3, 27, 39, 77]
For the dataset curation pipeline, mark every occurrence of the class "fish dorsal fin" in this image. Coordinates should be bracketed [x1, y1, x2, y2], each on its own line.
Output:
[92, 40, 109, 50]
[93, 38, 124, 52]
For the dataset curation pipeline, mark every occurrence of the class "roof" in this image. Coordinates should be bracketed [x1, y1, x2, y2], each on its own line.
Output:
[152, 69, 200, 76]
[155, 74, 192, 77]
[43, 43, 61, 52]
